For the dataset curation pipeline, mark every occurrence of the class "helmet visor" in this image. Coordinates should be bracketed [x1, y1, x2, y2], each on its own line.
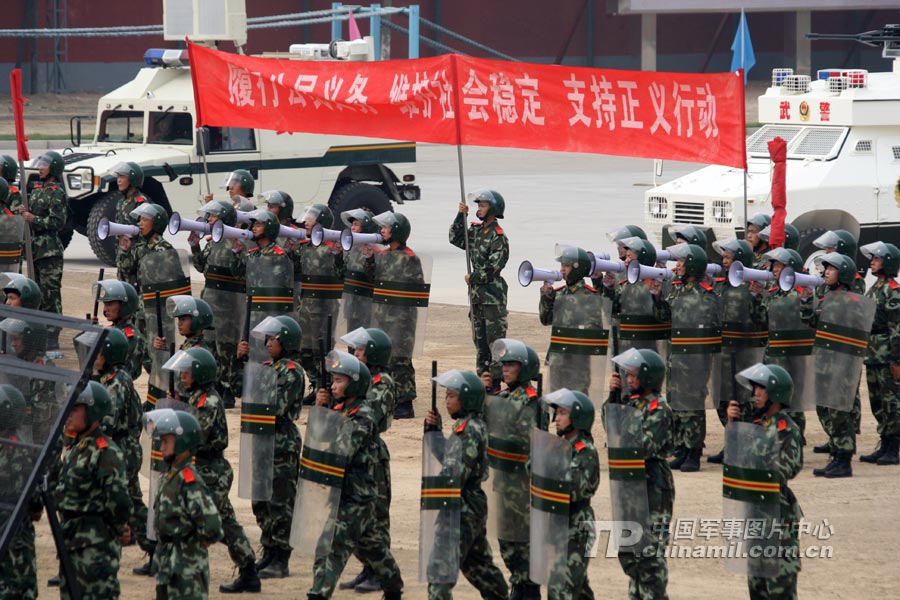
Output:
[861, 241, 890, 260]
[736, 363, 772, 394]
[110, 162, 132, 177]
[129, 203, 159, 221]
[166, 295, 200, 319]
[340, 326, 374, 350]
[606, 226, 634, 243]
[257, 190, 286, 207]
[619, 236, 646, 253]
[712, 238, 740, 256]
[372, 211, 399, 228]
[0, 272, 26, 291]
[93, 279, 129, 303]
[554, 244, 581, 265]
[198, 200, 225, 218]
[544, 388, 577, 411]
[143, 408, 181, 438]
[220, 172, 241, 190]
[763, 248, 792, 265]
[467, 189, 497, 205]
[490, 338, 529, 364]
[301, 205, 324, 225]
[162, 350, 194, 374]
[0, 318, 27, 336]
[341, 208, 373, 229]
[813, 231, 841, 250]
[33, 156, 51, 169]
[326, 350, 362, 380]
[611, 347, 647, 371]
[251, 316, 284, 340]
[758, 225, 771, 241]
[433, 369, 467, 391]
[665, 244, 692, 259]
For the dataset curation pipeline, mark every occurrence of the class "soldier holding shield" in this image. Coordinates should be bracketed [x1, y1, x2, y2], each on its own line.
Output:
[93, 279, 150, 381]
[0, 177, 24, 273]
[339, 209, 378, 335]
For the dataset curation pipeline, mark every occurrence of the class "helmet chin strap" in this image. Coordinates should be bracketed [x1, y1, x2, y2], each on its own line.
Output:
[752, 398, 773, 420]
[556, 424, 575, 438]
[449, 409, 463, 420]
[163, 453, 177, 466]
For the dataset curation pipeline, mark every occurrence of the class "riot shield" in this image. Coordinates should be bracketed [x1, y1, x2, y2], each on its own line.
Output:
[545, 291, 608, 402]
[289, 405, 351, 559]
[619, 281, 670, 358]
[336, 245, 375, 339]
[419, 429, 461, 584]
[296, 244, 343, 354]
[200, 241, 246, 347]
[484, 394, 530, 543]
[371, 250, 432, 359]
[765, 294, 815, 411]
[722, 422, 781, 578]
[237, 363, 277, 501]
[529, 427, 572, 588]
[73, 330, 100, 370]
[813, 291, 875, 411]
[714, 285, 767, 409]
[606, 403, 651, 553]
[0, 211, 24, 273]
[667, 290, 721, 411]
[246, 252, 294, 362]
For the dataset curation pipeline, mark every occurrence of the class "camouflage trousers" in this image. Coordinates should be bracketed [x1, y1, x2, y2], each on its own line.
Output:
[789, 412, 807, 444]
[546, 507, 595, 600]
[252, 439, 300, 552]
[392, 357, 417, 404]
[469, 303, 508, 380]
[499, 540, 530, 587]
[33, 255, 63, 317]
[155, 560, 210, 600]
[817, 389, 860, 454]
[214, 341, 244, 397]
[672, 410, 706, 451]
[61, 540, 122, 600]
[548, 353, 592, 397]
[0, 520, 37, 600]
[308, 498, 404, 598]
[865, 365, 900, 439]
[349, 445, 392, 577]
[747, 506, 801, 600]
[428, 509, 509, 600]
[199, 460, 256, 568]
[119, 436, 153, 554]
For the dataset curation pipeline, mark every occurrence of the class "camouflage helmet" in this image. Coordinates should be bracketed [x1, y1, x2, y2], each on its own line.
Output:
[0, 155, 17, 182]
[737, 362, 793, 408]
[713, 238, 753, 269]
[248, 209, 281, 241]
[820, 253, 857, 288]
[671, 225, 708, 248]
[166, 296, 213, 335]
[467, 189, 505, 219]
[198, 199, 237, 228]
[668, 243, 708, 279]
[111, 161, 144, 188]
[545, 388, 595, 431]
[620, 236, 657, 267]
[341, 208, 379, 234]
[607, 225, 647, 243]
[302, 203, 334, 229]
[0, 178, 9, 206]
[327, 350, 372, 398]
[340, 326, 392, 368]
[746, 213, 771, 231]
[814, 229, 858, 259]
[612, 348, 666, 392]
[373, 211, 411, 245]
[74, 380, 113, 426]
[0, 384, 26, 432]
[861, 241, 900, 278]
[99, 327, 130, 366]
[163, 347, 218, 387]
[759, 223, 800, 251]
[221, 169, 255, 196]
[35, 151, 64, 180]
[147, 408, 203, 456]
[0, 318, 47, 354]
[555, 245, 592, 282]
[3, 275, 41, 309]
[763, 247, 803, 272]
[433, 369, 485, 415]
[491, 338, 540, 384]
[251, 315, 302, 353]
[130, 203, 169, 235]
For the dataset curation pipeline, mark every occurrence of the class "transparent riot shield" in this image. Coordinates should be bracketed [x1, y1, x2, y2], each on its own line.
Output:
[296, 243, 343, 354]
[545, 291, 608, 402]
[73, 330, 101, 370]
[290, 406, 351, 559]
[529, 427, 572, 588]
[765, 294, 816, 411]
[246, 252, 294, 362]
[0, 212, 24, 273]
[484, 394, 531, 543]
[813, 291, 875, 411]
[336, 245, 375, 340]
[200, 241, 246, 347]
[723, 422, 781, 578]
[619, 281, 670, 358]
[371, 250, 432, 359]
[714, 285, 767, 409]
[238, 363, 277, 501]
[667, 290, 721, 411]
[606, 404, 651, 553]
[419, 429, 461, 584]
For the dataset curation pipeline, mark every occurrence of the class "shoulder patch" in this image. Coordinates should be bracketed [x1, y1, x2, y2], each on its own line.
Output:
[585, 284, 597, 292]
[35, 359, 44, 366]
[778, 419, 788, 432]
[890, 280, 899, 290]
[333, 403, 344, 411]
[403, 247, 416, 257]
[122, 325, 135, 338]
[262, 359, 274, 365]
[455, 419, 467, 434]
[700, 282, 714, 292]
[649, 399, 659, 412]
[348, 407, 359, 416]
[249, 247, 259, 253]
[617, 278, 628, 286]
[373, 373, 382, 384]
[197, 393, 207, 408]
[181, 467, 196, 483]
[768, 286, 779, 293]
[574, 440, 586, 452]
[96, 437, 109, 449]
[494, 225, 504, 235]
[672, 280, 683, 286]
[285, 361, 297, 370]
[273, 246, 285, 255]
[205, 235, 212, 242]
[714, 277, 726, 283]
[9, 185, 18, 193]
[526, 386, 537, 399]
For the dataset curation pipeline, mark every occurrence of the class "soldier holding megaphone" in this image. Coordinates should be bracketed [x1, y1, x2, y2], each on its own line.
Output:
[615, 237, 670, 357]
[111, 161, 152, 287]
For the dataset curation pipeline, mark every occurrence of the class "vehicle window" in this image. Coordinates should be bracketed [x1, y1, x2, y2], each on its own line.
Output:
[747, 123, 847, 160]
[207, 126, 257, 152]
[149, 112, 194, 145]
[99, 110, 144, 143]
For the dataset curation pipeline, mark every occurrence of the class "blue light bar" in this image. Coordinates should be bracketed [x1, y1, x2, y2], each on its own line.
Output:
[143, 49, 189, 68]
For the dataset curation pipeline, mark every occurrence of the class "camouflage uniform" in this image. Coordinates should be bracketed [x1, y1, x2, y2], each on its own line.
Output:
[864, 278, 900, 443]
[54, 428, 132, 600]
[308, 397, 404, 598]
[0, 182, 24, 273]
[115, 188, 152, 288]
[449, 214, 509, 379]
[252, 356, 304, 554]
[369, 369, 395, 544]
[0, 431, 41, 599]
[24, 354, 58, 444]
[153, 455, 224, 600]
[27, 177, 66, 317]
[342, 244, 376, 333]
[114, 320, 150, 382]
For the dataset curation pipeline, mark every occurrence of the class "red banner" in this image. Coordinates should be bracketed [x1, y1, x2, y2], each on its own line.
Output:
[188, 43, 747, 170]
[9, 69, 29, 162]
[768, 136, 787, 248]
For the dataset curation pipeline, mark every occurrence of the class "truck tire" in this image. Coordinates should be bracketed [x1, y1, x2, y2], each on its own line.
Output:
[86, 192, 121, 267]
[329, 182, 392, 229]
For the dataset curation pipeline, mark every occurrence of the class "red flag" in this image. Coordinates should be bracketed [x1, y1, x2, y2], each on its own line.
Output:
[10, 69, 29, 162]
[767, 136, 787, 248]
[348, 9, 362, 41]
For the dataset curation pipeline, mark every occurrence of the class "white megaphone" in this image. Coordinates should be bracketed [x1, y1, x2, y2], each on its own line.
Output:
[167, 212, 211, 236]
[235, 209, 253, 225]
[656, 249, 674, 262]
[518, 261, 563, 287]
[627, 261, 674, 284]
[706, 263, 723, 277]
[311, 224, 341, 247]
[591, 251, 611, 261]
[341, 229, 383, 251]
[728, 262, 774, 287]
[779, 267, 824, 292]
[278, 224, 308, 241]
[97, 217, 139, 241]
[211, 220, 254, 243]
[591, 256, 626, 274]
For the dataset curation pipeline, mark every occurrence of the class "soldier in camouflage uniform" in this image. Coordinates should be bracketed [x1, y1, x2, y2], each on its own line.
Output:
[0, 155, 23, 210]
[55, 381, 132, 600]
[450, 190, 510, 384]
[607, 349, 675, 600]
[1, 318, 58, 442]
[726, 364, 803, 599]
[241, 210, 294, 342]
[0, 177, 24, 273]
[3, 274, 40, 309]
[307, 352, 404, 600]
[205, 169, 255, 205]
[759, 222, 800, 252]
[157, 295, 214, 353]
[147, 409, 224, 600]
[340, 209, 378, 334]
[96, 279, 150, 381]
[745, 213, 772, 270]
[596, 224, 646, 300]
[858, 242, 900, 465]
[425, 370, 508, 600]
[164, 347, 261, 593]
[112, 161, 153, 288]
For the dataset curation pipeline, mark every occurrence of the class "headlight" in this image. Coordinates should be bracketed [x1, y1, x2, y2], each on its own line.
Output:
[648, 196, 668, 219]
[67, 174, 81, 190]
[711, 200, 734, 224]
[66, 170, 93, 192]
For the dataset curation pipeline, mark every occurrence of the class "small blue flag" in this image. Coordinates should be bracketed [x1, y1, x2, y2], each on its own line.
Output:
[730, 9, 755, 84]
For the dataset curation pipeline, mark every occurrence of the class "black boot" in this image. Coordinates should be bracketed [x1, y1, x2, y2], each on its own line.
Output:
[509, 584, 525, 600]
[222, 389, 237, 409]
[823, 452, 853, 478]
[219, 564, 262, 593]
[133, 549, 154, 576]
[354, 572, 383, 593]
[258, 547, 290, 579]
[707, 448, 725, 464]
[813, 442, 831, 454]
[383, 590, 403, 600]
[255, 547, 273, 572]
[47, 575, 59, 587]
[338, 567, 370, 590]
[680, 448, 701, 473]
[668, 446, 687, 469]
[394, 401, 415, 420]
[860, 437, 886, 463]
[521, 582, 541, 599]
[877, 438, 900, 465]
[813, 455, 835, 477]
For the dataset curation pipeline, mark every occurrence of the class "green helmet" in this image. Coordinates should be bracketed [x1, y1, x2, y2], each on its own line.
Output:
[340, 208, 379, 234]
[302, 203, 334, 229]
[198, 199, 237, 227]
[0, 155, 17, 182]
[0, 318, 47, 354]
[163, 347, 217, 387]
[251, 315, 302, 353]
[74, 380, 113, 426]
[0, 384, 26, 432]
[820, 253, 857, 288]
[3, 275, 41, 309]
[433, 369, 485, 415]
[93, 279, 139, 320]
[759, 223, 799, 250]
[327, 350, 372, 398]
[545, 388, 595, 431]
[671, 225, 708, 248]
[111, 161, 144, 188]
[373, 211, 410, 245]
[35, 151, 64, 180]
[620, 236, 657, 267]
[166, 296, 213, 335]
[713, 238, 753, 269]
[746, 213, 771, 231]
[607, 225, 647, 242]
[491, 338, 540, 383]
[248, 209, 281, 241]
[147, 408, 203, 456]
[221, 169, 255, 196]
[258, 189, 288, 211]
[555, 245, 592, 282]
[737, 362, 793, 408]
[0, 178, 9, 206]
[612, 348, 666, 392]
[668, 243, 708, 279]
[763, 247, 803, 271]
[467, 189, 505, 219]
[234, 196, 255, 214]
[340, 326, 392, 367]
[861, 241, 900, 278]
[130, 203, 169, 235]
[99, 327, 129, 366]
[814, 229, 857, 259]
